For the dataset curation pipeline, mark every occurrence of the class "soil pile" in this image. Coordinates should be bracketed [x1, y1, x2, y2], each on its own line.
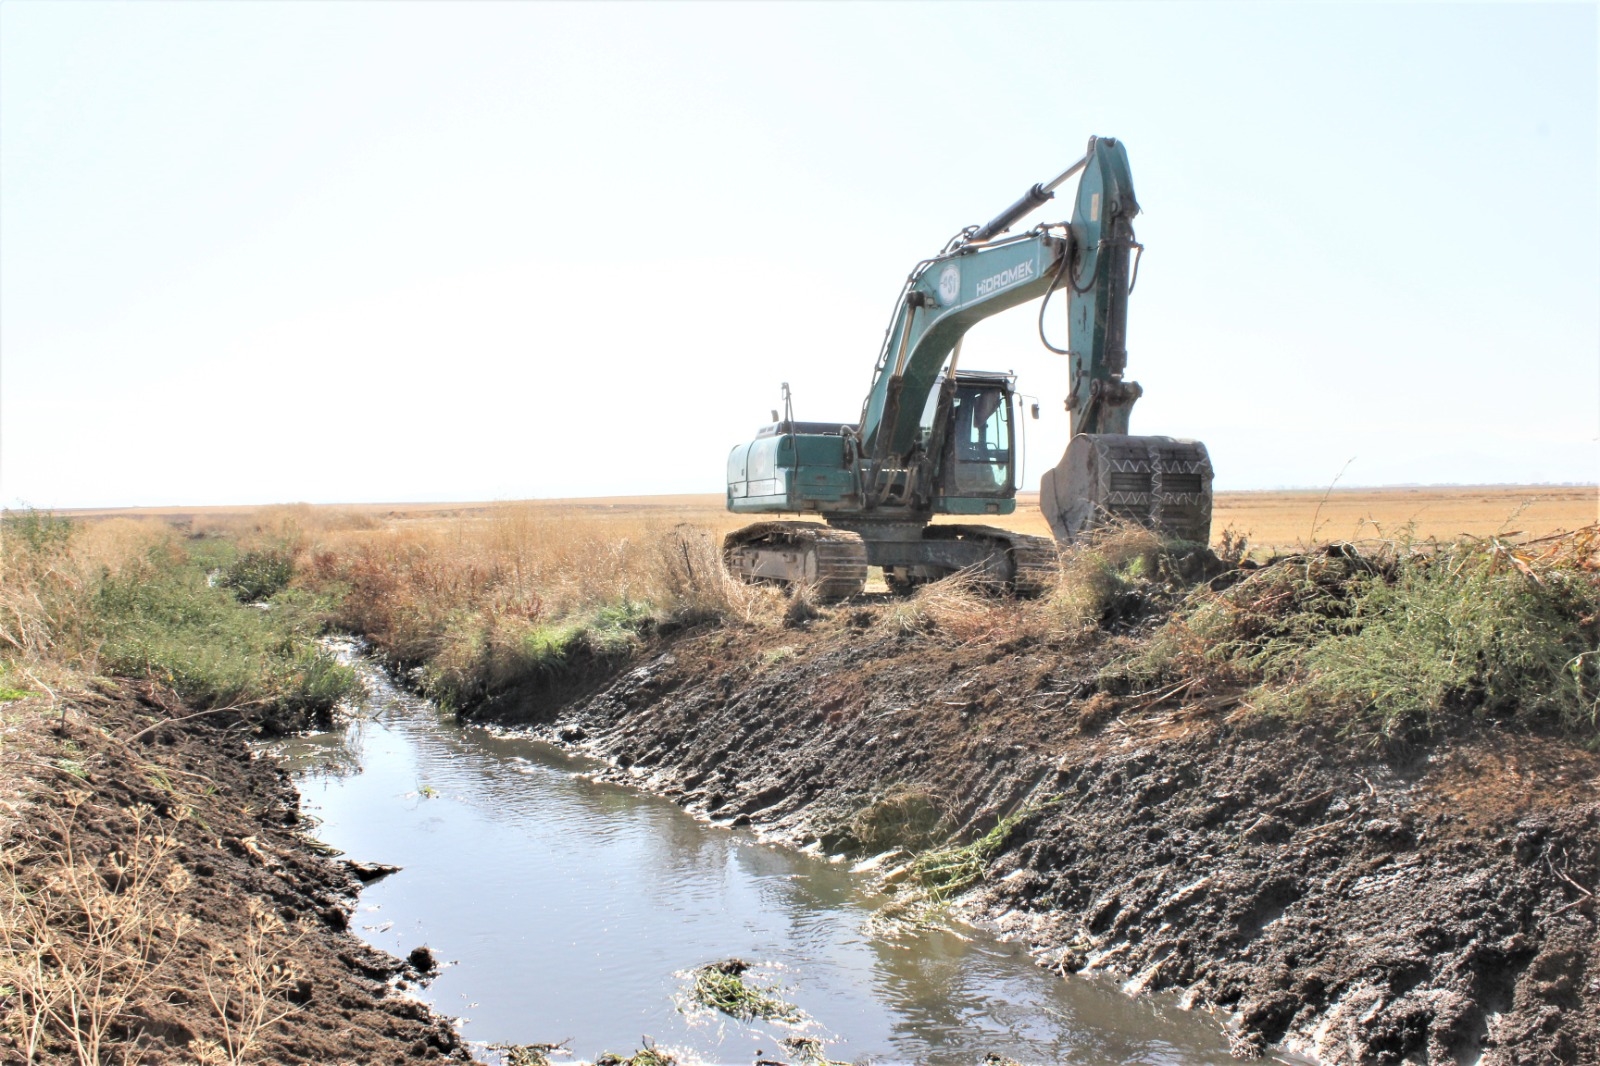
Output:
[516, 616, 1599, 1064]
[0, 684, 467, 1065]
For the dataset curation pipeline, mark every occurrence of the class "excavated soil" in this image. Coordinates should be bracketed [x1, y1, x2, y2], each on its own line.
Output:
[0, 683, 468, 1065]
[498, 615, 1600, 1065]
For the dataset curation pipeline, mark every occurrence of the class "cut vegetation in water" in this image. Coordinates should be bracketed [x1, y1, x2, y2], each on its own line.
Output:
[682, 959, 804, 1024]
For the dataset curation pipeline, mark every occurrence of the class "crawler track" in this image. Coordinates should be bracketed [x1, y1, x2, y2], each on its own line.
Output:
[926, 524, 1059, 595]
[723, 522, 870, 599]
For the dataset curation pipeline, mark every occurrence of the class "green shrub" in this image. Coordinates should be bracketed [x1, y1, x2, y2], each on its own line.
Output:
[94, 549, 354, 729]
[1260, 550, 1597, 740]
[2, 508, 74, 554]
[1141, 539, 1599, 744]
[221, 548, 295, 602]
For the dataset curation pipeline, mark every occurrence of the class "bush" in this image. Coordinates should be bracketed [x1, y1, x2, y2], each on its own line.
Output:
[1050, 526, 1223, 631]
[3, 508, 75, 554]
[1141, 535, 1600, 744]
[94, 549, 354, 730]
[220, 549, 295, 602]
[421, 599, 654, 711]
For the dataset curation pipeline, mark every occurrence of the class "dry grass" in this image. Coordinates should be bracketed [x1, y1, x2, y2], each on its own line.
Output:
[32, 486, 1599, 723]
[835, 785, 951, 854]
[1, 802, 193, 1065]
[193, 900, 304, 1066]
[60, 484, 1597, 558]
[295, 505, 786, 708]
[1006, 486, 1596, 554]
[0, 514, 171, 671]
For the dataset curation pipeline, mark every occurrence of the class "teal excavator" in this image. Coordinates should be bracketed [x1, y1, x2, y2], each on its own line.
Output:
[723, 136, 1213, 597]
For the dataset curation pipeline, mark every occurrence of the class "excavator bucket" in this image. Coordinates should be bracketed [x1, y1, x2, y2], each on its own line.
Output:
[1040, 434, 1214, 545]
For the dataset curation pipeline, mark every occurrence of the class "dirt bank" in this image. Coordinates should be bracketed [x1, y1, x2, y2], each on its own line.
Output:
[0, 683, 468, 1065]
[492, 614, 1599, 1065]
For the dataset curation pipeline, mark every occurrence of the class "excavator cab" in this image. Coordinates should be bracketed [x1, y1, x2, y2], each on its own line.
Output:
[938, 374, 1016, 499]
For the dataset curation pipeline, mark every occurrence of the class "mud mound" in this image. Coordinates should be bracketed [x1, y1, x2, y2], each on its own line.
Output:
[0, 684, 467, 1064]
[525, 616, 1599, 1064]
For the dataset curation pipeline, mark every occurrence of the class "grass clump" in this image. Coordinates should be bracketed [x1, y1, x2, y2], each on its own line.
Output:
[93, 547, 355, 729]
[1142, 531, 1600, 744]
[420, 599, 654, 711]
[685, 958, 802, 1023]
[831, 785, 950, 854]
[220, 548, 295, 602]
[781, 1036, 850, 1066]
[907, 811, 1028, 904]
[487, 1041, 567, 1066]
[595, 1046, 676, 1066]
[1050, 525, 1222, 632]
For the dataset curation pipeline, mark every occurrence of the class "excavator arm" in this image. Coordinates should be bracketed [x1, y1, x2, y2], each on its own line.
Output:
[858, 137, 1146, 484]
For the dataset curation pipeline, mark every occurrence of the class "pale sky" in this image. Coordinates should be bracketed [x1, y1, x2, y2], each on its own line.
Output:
[2, 1, 1596, 508]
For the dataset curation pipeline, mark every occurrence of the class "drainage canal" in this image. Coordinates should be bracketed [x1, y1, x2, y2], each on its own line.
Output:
[272, 641, 1235, 1064]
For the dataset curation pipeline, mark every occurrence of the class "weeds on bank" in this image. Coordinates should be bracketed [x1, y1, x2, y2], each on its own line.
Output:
[1, 509, 355, 728]
[904, 800, 1059, 905]
[1047, 526, 1224, 633]
[304, 512, 784, 709]
[863, 798, 1062, 936]
[1133, 528, 1600, 744]
[418, 599, 656, 711]
[2, 797, 304, 1066]
[95, 558, 354, 726]
[827, 785, 950, 854]
[194, 901, 306, 1066]
[1, 803, 192, 1064]
[875, 525, 1224, 645]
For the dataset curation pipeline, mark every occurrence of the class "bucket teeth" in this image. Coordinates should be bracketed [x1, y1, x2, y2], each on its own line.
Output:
[1041, 434, 1214, 544]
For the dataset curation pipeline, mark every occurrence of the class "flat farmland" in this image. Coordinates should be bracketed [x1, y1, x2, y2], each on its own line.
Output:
[62, 485, 1596, 553]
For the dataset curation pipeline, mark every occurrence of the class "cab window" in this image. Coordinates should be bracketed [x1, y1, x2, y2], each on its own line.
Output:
[947, 385, 1011, 496]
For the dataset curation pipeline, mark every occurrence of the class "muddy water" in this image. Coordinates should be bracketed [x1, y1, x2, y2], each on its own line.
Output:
[274, 642, 1235, 1065]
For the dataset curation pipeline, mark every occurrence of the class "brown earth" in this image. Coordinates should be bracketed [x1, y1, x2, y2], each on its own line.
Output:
[0, 685, 468, 1065]
[487, 614, 1600, 1065]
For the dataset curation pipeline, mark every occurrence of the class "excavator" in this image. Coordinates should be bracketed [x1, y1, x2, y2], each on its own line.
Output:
[723, 136, 1213, 597]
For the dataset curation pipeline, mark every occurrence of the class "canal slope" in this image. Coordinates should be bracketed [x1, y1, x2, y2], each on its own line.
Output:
[496, 615, 1600, 1065]
[0, 682, 467, 1065]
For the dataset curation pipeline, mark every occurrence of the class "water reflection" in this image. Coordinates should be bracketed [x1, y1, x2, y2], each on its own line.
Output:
[274, 640, 1232, 1065]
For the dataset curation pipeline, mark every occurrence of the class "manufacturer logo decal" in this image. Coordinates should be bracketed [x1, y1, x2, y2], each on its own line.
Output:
[975, 259, 1036, 298]
[937, 264, 961, 306]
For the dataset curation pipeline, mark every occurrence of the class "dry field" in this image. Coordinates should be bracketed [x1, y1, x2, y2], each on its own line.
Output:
[60, 484, 1598, 553]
